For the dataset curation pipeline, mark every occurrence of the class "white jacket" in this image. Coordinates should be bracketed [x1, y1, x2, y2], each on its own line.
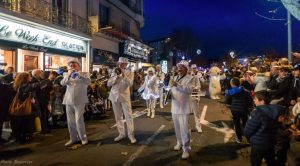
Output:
[141, 75, 159, 100]
[253, 73, 270, 92]
[61, 73, 90, 106]
[171, 74, 194, 115]
[108, 70, 134, 102]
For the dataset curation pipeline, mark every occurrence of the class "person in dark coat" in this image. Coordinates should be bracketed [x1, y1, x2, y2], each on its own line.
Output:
[225, 77, 253, 143]
[269, 66, 293, 106]
[31, 69, 52, 133]
[244, 90, 285, 166]
[0, 82, 15, 144]
[11, 72, 48, 143]
[0, 66, 14, 85]
[289, 64, 300, 106]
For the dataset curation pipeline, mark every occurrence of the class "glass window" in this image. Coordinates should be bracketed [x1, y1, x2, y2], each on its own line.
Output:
[0, 49, 13, 70]
[99, 4, 109, 28]
[45, 54, 80, 71]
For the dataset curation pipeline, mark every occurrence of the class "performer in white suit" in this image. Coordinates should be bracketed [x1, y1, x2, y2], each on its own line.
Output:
[108, 57, 136, 144]
[190, 64, 203, 133]
[156, 65, 165, 108]
[61, 59, 90, 146]
[141, 67, 159, 118]
[170, 60, 194, 159]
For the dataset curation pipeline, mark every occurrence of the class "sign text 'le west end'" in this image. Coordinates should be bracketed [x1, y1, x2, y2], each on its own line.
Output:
[0, 18, 86, 53]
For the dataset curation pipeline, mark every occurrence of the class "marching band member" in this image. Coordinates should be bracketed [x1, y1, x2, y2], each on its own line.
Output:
[170, 60, 194, 159]
[107, 57, 137, 144]
[61, 59, 90, 147]
[155, 65, 165, 108]
[191, 64, 203, 133]
[140, 67, 159, 118]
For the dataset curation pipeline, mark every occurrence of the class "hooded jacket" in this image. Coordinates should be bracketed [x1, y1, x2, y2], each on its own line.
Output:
[244, 105, 285, 147]
[225, 86, 253, 113]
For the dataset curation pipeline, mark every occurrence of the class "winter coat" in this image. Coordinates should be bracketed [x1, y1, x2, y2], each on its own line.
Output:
[0, 73, 14, 85]
[288, 77, 300, 103]
[225, 87, 253, 113]
[253, 73, 269, 92]
[269, 75, 293, 106]
[244, 105, 285, 147]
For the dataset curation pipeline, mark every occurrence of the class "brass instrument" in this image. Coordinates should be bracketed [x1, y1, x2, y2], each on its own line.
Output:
[163, 73, 177, 106]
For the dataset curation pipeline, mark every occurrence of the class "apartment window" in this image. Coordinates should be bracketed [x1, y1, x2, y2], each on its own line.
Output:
[99, 4, 109, 28]
[52, 0, 68, 26]
[122, 19, 130, 35]
[121, 0, 130, 7]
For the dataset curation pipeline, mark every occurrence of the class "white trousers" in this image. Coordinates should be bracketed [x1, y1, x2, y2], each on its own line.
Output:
[172, 114, 191, 152]
[111, 101, 134, 137]
[191, 99, 201, 128]
[66, 104, 87, 142]
[146, 97, 156, 112]
[159, 88, 164, 106]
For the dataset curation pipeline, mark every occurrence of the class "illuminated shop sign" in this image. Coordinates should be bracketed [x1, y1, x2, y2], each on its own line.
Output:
[123, 40, 151, 60]
[0, 18, 86, 53]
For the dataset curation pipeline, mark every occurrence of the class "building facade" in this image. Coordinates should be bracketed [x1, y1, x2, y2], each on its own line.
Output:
[88, 0, 152, 71]
[0, 0, 92, 72]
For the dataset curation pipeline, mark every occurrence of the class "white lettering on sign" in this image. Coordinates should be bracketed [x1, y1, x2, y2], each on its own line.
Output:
[0, 18, 86, 53]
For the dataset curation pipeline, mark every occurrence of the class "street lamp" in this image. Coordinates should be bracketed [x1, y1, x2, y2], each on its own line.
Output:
[196, 49, 201, 55]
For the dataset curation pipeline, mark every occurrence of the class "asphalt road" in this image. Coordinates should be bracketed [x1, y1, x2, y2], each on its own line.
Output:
[0, 97, 252, 166]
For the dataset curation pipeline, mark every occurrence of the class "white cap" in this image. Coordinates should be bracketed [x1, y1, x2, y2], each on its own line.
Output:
[67, 58, 81, 67]
[147, 67, 155, 73]
[177, 60, 189, 69]
[118, 57, 129, 64]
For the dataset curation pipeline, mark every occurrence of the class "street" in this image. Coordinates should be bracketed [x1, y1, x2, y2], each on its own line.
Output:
[0, 97, 252, 166]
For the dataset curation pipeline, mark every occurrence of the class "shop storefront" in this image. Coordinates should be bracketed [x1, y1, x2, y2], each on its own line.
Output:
[0, 13, 91, 72]
[92, 48, 119, 71]
[119, 38, 152, 71]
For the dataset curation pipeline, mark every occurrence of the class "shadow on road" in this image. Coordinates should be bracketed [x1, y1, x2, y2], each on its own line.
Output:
[0, 148, 34, 160]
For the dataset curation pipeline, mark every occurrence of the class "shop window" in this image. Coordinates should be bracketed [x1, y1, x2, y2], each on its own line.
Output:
[45, 54, 80, 71]
[0, 49, 14, 70]
[24, 55, 38, 71]
[99, 4, 109, 28]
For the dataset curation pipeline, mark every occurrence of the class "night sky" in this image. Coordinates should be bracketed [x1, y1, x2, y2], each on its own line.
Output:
[141, 0, 300, 59]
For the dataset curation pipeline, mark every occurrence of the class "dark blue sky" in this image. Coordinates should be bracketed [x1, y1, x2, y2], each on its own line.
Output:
[141, 0, 300, 59]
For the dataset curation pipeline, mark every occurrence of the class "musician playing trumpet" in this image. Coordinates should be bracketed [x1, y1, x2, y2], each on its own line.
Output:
[170, 60, 194, 159]
[107, 57, 137, 144]
[155, 65, 165, 108]
[191, 64, 203, 133]
[140, 67, 159, 118]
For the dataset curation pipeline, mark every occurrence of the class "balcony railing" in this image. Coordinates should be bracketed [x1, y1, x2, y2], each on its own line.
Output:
[0, 0, 92, 35]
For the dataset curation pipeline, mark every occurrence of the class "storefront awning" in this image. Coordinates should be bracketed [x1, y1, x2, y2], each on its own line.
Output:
[0, 39, 85, 57]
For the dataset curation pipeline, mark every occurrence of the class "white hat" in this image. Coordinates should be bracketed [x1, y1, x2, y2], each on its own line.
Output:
[191, 64, 197, 69]
[177, 60, 189, 69]
[147, 67, 155, 73]
[67, 58, 81, 67]
[118, 57, 129, 64]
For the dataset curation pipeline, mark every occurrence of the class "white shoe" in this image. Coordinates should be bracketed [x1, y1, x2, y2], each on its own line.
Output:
[81, 140, 88, 145]
[173, 143, 182, 151]
[181, 151, 190, 159]
[151, 111, 155, 119]
[65, 140, 78, 147]
[196, 126, 203, 133]
[160, 104, 164, 108]
[114, 135, 126, 142]
[128, 135, 137, 144]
